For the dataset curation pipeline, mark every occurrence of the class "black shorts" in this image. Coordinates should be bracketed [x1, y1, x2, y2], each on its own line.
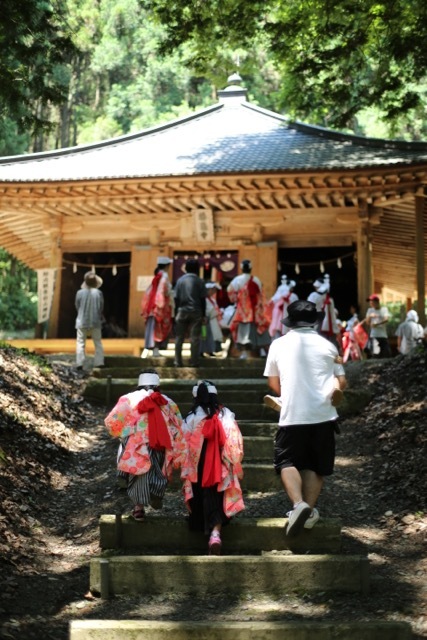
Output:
[274, 421, 336, 476]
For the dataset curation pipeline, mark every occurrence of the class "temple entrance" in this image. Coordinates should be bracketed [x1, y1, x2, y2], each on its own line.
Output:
[277, 245, 358, 322]
[58, 252, 130, 338]
[172, 250, 239, 308]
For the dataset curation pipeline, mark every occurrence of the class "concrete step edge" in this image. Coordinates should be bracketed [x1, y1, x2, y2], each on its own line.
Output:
[70, 620, 412, 640]
[90, 554, 370, 597]
[99, 515, 342, 554]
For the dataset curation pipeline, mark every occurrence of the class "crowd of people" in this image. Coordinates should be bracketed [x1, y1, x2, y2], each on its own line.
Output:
[77, 259, 424, 554]
[74, 257, 426, 370]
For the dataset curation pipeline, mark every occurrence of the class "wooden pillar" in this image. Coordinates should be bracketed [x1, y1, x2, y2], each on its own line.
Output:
[415, 193, 426, 326]
[47, 220, 63, 338]
[357, 206, 374, 316]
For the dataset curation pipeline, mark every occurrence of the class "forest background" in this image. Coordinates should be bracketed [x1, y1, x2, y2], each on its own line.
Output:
[1, 0, 427, 332]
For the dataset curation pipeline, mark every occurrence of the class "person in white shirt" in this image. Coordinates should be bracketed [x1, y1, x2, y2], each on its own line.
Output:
[395, 310, 424, 354]
[361, 294, 391, 358]
[263, 300, 346, 537]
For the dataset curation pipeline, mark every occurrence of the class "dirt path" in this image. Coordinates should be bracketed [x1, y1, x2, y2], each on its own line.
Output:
[0, 349, 426, 639]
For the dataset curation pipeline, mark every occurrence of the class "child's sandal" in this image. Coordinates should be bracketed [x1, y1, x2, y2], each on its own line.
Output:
[131, 506, 145, 522]
[208, 531, 222, 555]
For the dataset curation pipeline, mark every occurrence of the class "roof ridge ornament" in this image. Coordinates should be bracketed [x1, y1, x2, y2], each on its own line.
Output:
[217, 71, 248, 105]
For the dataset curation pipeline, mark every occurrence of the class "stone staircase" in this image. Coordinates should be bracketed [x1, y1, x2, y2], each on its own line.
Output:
[70, 349, 411, 639]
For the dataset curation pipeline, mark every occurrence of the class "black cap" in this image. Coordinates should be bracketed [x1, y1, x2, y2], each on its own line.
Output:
[282, 300, 317, 328]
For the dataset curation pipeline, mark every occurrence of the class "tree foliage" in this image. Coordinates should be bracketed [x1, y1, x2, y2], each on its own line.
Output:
[0, 0, 74, 139]
[143, 0, 427, 130]
[2, 0, 427, 156]
[0, 251, 37, 332]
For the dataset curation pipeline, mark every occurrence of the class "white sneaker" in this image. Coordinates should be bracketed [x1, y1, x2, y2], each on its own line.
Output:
[239, 351, 248, 360]
[286, 501, 311, 537]
[304, 508, 320, 529]
[152, 347, 160, 357]
[263, 394, 281, 412]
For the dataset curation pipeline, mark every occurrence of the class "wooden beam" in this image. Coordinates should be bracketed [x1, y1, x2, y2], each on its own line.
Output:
[415, 194, 426, 325]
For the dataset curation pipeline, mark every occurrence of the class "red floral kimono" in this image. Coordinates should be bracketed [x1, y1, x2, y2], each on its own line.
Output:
[228, 275, 270, 343]
[181, 406, 245, 518]
[141, 271, 174, 343]
[104, 388, 185, 479]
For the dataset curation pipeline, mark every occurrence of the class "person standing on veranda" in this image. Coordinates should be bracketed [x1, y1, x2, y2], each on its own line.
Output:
[268, 275, 298, 340]
[395, 310, 424, 355]
[227, 259, 270, 359]
[263, 300, 347, 537]
[75, 270, 105, 370]
[174, 258, 207, 368]
[361, 294, 391, 358]
[141, 256, 174, 357]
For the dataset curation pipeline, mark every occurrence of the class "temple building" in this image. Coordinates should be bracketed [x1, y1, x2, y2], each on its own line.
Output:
[0, 74, 425, 337]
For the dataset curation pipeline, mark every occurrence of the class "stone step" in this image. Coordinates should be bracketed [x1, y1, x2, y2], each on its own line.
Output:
[70, 620, 412, 640]
[243, 435, 273, 460]
[240, 464, 278, 491]
[89, 554, 370, 597]
[102, 354, 266, 370]
[239, 421, 277, 437]
[88, 377, 371, 419]
[167, 464, 278, 492]
[99, 515, 342, 554]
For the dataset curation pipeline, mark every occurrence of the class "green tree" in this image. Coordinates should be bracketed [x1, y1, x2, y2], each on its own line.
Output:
[0, 0, 75, 139]
[0, 250, 37, 332]
[142, 0, 427, 131]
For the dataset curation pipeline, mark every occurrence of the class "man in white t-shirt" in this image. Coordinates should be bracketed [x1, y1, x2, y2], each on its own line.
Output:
[362, 294, 391, 358]
[263, 300, 347, 537]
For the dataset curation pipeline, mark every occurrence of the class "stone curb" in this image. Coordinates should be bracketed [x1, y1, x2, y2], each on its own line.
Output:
[90, 554, 370, 597]
[70, 620, 412, 640]
[99, 515, 342, 554]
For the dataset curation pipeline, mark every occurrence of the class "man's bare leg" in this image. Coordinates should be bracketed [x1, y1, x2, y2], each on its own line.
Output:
[280, 466, 303, 505]
[280, 466, 311, 536]
[300, 469, 324, 508]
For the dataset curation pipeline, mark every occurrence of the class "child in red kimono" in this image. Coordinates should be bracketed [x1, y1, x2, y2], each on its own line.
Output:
[105, 368, 185, 521]
[181, 380, 244, 555]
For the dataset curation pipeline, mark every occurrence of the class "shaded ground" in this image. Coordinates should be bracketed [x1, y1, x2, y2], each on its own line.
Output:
[0, 345, 426, 639]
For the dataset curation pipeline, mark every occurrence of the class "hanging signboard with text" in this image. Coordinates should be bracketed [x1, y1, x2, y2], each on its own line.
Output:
[193, 209, 214, 243]
[36, 269, 57, 324]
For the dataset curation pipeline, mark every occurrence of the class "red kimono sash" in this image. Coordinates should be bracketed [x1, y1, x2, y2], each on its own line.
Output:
[137, 392, 171, 450]
[144, 272, 162, 316]
[247, 276, 260, 315]
[201, 413, 226, 487]
[322, 293, 334, 336]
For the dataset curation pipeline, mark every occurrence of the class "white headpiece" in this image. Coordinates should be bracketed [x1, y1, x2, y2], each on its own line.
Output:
[138, 372, 160, 387]
[157, 256, 173, 266]
[317, 274, 330, 294]
[192, 380, 218, 397]
[406, 310, 419, 322]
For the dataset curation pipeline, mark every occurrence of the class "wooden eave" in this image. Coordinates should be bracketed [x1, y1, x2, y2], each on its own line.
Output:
[0, 166, 425, 300]
[0, 166, 424, 215]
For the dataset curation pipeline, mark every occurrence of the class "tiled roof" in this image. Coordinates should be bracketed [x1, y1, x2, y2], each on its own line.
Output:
[1, 97, 427, 182]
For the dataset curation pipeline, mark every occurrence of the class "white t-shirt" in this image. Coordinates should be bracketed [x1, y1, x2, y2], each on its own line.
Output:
[365, 306, 389, 338]
[395, 319, 424, 354]
[263, 328, 342, 426]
